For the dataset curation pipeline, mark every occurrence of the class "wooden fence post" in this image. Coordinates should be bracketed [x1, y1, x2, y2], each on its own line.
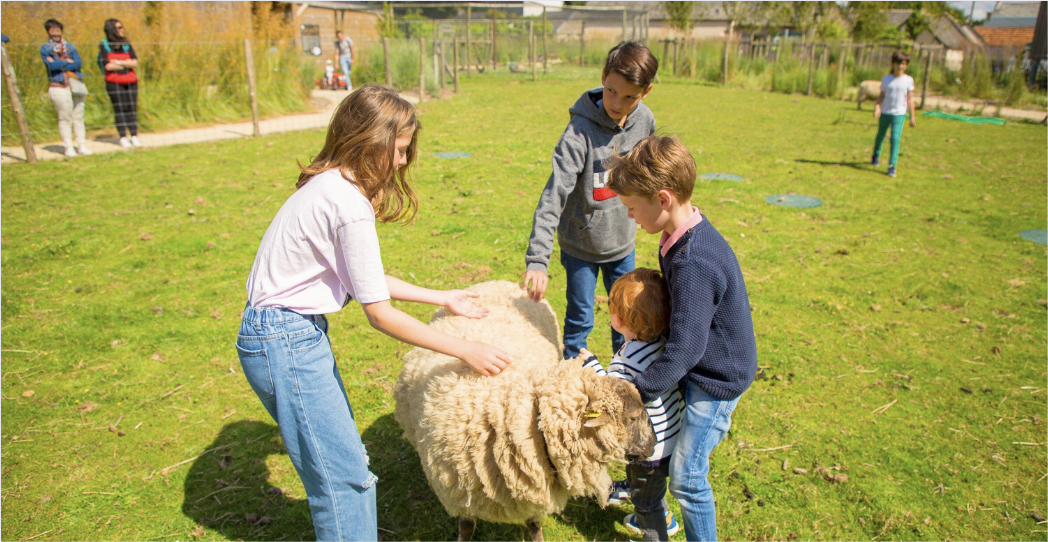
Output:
[622, 9, 628, 42]
[244, 39, 260, 137]
[542, 6, 549, 74]
[383, 37, 392, 86]
[453, 35, 460, 93]
[418, 36, 425, 103]
[920, 50, 930, 109]
[439, 38, 446, 90]
[722, 37, 729, 85]
[530, 20, 537, 81]
[806, 43, 815, 96]
[673, 39, 679, 76]
[838, 43, 847, 100]
[491, 7, 497, 71]
[466, 6, 472, 77]
[579, 21, 586, 66]
[1, 42, 37, 163]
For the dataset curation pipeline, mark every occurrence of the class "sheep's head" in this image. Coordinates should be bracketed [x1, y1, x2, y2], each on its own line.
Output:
[537, 363, 656, 504]
[592, 377, 657, 461]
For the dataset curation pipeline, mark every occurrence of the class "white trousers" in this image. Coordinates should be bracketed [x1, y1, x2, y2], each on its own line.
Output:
[48, 86, 87, 150]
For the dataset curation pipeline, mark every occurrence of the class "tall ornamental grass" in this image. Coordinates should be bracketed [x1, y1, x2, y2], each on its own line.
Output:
[1, 2, 313, 144]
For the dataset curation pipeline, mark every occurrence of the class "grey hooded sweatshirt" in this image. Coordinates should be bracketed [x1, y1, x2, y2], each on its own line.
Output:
[525, 87, 656, 272]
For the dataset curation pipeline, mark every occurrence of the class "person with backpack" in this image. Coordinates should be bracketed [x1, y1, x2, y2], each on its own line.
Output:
[97, 18, 140, 148]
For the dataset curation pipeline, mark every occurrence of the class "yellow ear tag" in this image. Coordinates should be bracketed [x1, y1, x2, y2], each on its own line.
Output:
[584, 412, 602, 418]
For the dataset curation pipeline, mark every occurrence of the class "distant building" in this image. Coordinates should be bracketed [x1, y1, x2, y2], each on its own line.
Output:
[888, 9, 985, 70]
[976, 1, 1042, 65]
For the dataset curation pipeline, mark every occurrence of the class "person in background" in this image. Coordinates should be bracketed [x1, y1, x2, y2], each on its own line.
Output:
[871, 51, 916, 178]
[41, 19, 92, 157]
[98, 18, 141, 148]
[335, 30, 354, 91]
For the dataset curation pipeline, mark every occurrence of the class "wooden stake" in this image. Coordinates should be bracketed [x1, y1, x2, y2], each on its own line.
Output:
[1, 43, 36, 163]
[244, 39, 260, 136]
[383, 37, 392, 86]
[419, 36, 426, 103]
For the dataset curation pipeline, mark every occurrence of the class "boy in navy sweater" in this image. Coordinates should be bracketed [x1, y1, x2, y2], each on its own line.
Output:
[607, 136, 757, 541]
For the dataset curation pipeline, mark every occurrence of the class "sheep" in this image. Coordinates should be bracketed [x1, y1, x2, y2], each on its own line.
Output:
[393, 280, 656, 541]
[857, 80, 881, 110]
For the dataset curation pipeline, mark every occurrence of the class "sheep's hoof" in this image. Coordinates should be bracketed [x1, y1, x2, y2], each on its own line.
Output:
[458, 517, 476, 542]
[526, 518, 543, 542]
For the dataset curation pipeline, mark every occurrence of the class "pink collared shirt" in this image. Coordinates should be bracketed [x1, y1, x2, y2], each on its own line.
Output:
[659, 207, 703, 257]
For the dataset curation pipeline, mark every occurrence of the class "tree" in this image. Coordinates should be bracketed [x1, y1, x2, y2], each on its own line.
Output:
[663, 2, 695, 35]
[904, 8, 930, 40]
[848, 1, 892, 42]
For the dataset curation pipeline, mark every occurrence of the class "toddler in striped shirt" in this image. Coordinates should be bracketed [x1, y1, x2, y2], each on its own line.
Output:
[580, 267, 683, 541]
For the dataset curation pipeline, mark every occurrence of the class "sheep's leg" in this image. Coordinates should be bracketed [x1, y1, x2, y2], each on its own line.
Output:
[458, 517, 476, 542]
[526, 518, 543, 542]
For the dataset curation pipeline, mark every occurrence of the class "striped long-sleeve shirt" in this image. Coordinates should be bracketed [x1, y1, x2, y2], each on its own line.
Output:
[582, 338, 684, 461]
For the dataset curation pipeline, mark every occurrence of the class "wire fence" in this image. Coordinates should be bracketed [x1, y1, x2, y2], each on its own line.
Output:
[4, 22, 1045, 162]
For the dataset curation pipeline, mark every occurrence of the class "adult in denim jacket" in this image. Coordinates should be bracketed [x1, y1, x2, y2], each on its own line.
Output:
[41, 18, 91, 157]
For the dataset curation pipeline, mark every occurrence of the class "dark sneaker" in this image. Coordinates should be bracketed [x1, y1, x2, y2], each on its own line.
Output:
[624, 510, 681, 537]
[887, 165, 897, 177]
[871, 154, 879, 166]
[607, 480, 630, 505]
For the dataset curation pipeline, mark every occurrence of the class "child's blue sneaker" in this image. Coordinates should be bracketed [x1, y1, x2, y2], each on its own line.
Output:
[624, 510, 680, 537]
[607, 479, 630, 505]
[871, 154, 879, 166]
[887, 165, 897, 177]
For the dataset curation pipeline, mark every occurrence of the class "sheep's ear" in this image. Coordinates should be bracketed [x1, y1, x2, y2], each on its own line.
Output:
[583, 412, 609, 428]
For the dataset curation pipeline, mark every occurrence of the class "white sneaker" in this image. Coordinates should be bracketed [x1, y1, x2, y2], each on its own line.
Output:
[119, 137, 132, 148]
[64, 147, 77, 157]
[130, 136, 142, 148]
[78, 146, 93, 156]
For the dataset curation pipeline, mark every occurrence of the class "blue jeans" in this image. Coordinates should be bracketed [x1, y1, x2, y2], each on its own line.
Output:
[559, 250, 635, 358]
[339, 57, 353, 88]
[236, 306, 378, 541]
[669, 380, 741, 542]
[873, 113, 906, 166]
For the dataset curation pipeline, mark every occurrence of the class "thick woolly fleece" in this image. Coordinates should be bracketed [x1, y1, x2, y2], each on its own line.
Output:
[394, 280, 653, 525]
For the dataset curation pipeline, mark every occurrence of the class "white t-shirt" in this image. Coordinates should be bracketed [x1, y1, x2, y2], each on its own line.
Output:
[246, 169, 390, 314]
[880, 73, 915, 116]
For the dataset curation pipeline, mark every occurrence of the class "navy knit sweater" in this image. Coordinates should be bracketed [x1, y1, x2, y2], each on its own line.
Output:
[633, 216, 758, 403]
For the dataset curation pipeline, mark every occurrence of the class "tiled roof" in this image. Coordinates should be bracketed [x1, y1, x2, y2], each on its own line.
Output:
[975, 25, 1037, 46]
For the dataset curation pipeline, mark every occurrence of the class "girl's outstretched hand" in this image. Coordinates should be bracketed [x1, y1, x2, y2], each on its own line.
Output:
[444, 290, 489, 318]
[459, 341, 511, 376]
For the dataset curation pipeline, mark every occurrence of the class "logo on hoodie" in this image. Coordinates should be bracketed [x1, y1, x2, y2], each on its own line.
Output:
[593, 170, 615, 201]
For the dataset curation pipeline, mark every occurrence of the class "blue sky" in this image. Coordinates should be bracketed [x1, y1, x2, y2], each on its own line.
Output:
[947, 1, 998, 21]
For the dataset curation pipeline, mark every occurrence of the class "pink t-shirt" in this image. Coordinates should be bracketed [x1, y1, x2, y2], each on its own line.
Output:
[246, 169, 391, 314]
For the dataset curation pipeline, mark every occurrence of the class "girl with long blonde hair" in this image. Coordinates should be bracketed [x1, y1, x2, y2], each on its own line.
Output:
[237, 85, 510, 540]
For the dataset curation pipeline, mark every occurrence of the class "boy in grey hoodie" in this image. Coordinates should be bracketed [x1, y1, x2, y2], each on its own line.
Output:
[524, 41, 659, 359]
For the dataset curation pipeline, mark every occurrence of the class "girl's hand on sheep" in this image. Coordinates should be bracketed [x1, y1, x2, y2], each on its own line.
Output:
[444, 290, 490, 319]
[459, 341, 512, 376]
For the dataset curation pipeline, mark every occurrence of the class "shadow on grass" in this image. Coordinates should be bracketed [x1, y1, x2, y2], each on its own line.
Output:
[361, 413, 632, 541]
[182, 420, 314, 541]
[795, 158, 873, 172]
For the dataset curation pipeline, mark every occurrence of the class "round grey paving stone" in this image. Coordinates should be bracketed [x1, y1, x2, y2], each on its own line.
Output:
[765, 194, 822, 208]
[1019, 229, 1047, 245]
[434, 151, 472, 159]
[700, 173, 743, 182]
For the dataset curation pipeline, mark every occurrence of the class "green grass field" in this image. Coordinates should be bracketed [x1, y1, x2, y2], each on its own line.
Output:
[2, 71, 1046, 541]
